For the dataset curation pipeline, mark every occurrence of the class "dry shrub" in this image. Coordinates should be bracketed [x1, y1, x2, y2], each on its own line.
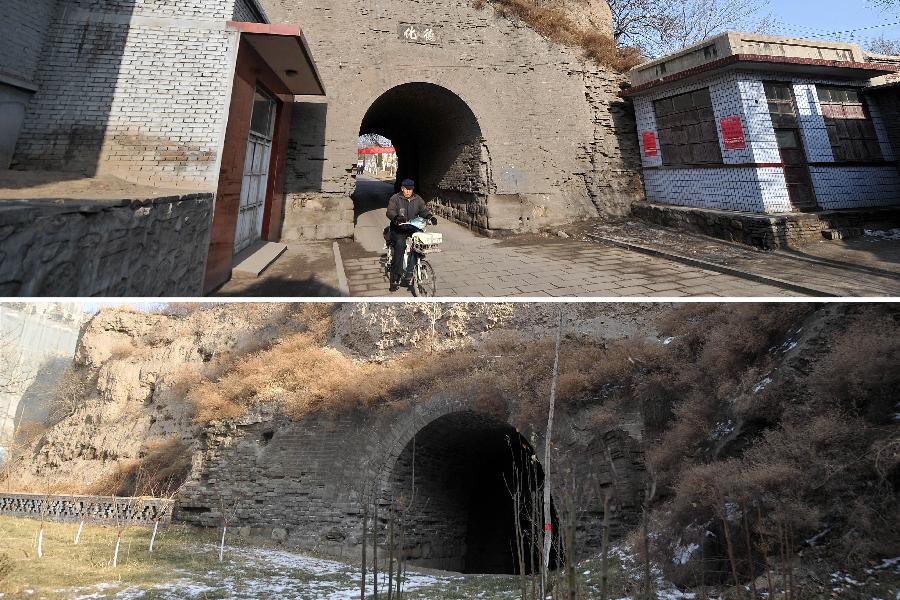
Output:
[476, 0, 643, 71]
[810, 312, 900, 423]
[185, 322, 669, 429]
[88, 437, 191, 497]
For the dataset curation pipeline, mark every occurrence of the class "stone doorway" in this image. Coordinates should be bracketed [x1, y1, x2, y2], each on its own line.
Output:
[385, 411, 561, 574]
[352, 82, 489, 237]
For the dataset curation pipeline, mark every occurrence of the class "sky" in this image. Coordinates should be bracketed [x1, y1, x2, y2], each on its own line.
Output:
[765, 0, 900, 48]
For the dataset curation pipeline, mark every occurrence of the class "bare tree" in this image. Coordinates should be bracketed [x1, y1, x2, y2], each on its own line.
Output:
[868, 35, 900, 55]
[608, 0, 774, 57]
[540, 307, 563, 598]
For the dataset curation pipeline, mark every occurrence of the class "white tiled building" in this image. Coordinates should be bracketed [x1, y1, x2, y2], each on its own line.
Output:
[624, 32, 900, 215]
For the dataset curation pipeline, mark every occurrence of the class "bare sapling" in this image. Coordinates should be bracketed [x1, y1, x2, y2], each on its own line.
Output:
[387, 495, 395, 600]
[503, 437, 528, 600]
[640, 476, 657, 600]
[361, 501, 368, 600]
[741, 505, 757, 600]
[600, 493, 611, 600]
[111, 496, 124, 568]
[716, 493, 744, 600]
[541, 308, 563, 598]
[149, 479, 182, 553]
[373, 499, 379, 599]
[218, 497, 239, 562]
[73, 495, 91, 545]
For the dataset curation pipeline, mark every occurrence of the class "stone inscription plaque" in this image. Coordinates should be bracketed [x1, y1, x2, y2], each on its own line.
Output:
[398, 23, 439, 45]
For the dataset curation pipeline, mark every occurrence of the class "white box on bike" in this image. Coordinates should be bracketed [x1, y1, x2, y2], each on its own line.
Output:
[411, 232, 442, 253]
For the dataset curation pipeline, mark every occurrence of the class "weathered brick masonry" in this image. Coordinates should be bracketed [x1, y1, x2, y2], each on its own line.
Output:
[175, 390, 646, 569]
[263, 0, 642, 239]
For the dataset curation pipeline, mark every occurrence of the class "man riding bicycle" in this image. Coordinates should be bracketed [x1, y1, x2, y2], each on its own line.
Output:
[385, 178, 437, 292]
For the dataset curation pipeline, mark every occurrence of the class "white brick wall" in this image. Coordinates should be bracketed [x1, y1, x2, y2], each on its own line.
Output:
[12, 0, 239, 189]
[633, 71, 900, 214]
[811, 166, 900, 209]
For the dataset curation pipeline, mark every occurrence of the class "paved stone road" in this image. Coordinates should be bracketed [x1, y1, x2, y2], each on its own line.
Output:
[342, 178, 798, 297]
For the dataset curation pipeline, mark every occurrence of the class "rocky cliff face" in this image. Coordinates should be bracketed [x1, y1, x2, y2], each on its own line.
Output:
[6, 302, 662, 491]
[5, 304, 320, 491]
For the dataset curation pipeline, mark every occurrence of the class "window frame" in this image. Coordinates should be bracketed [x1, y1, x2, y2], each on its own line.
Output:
[652, 87, 724, 168]
[816, 84, 884, 163]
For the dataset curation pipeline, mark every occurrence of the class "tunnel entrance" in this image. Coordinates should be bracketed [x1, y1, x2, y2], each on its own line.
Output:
[351, 82, 487, 226]
[386, 411, 561, 574]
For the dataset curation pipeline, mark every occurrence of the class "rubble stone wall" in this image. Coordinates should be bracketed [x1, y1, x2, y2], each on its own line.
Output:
[0, 193, 213, 296]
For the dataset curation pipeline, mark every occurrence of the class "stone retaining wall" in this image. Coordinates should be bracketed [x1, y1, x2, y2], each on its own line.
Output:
[0, 492, 174, 526]
[0, 193, 213, 296]
[632, 201, 900, 249]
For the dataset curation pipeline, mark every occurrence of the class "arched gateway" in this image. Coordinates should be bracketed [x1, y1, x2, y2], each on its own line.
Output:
[175, 392, 646, 570]
[275, 0, 642, 240]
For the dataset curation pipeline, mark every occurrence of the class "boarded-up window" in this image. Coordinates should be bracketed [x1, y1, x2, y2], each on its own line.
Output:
[654, 88, 723, 167]
[817, 86, 883, 162]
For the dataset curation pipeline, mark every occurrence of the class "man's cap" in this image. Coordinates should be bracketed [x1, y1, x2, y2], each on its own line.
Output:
[401, 178, 415, 188]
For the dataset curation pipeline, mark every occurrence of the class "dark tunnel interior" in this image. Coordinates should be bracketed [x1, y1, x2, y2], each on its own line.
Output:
[357, 82, 485, 202]
[388, 411, 561, 575]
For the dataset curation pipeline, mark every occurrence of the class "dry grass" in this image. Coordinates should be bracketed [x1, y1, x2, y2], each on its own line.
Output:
[474, 0, 642, 71]
[87, 437, 192, 497]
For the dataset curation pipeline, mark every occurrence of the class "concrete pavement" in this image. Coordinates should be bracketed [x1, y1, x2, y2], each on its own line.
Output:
[340, 177, 798, 297]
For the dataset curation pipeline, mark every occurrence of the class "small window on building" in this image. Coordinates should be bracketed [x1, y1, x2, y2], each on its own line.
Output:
[250, 90, 276, 138]
[653, 87, 724, 167]
[817, 85, 883, 162]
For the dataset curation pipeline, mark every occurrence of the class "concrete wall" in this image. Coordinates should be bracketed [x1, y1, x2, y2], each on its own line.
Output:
[633, 72, 900, 213]
[266, 0, 642, 239]
[0, 304, 83, 452]
[0, 194, 214, 296]
[11, 0, 239, 189]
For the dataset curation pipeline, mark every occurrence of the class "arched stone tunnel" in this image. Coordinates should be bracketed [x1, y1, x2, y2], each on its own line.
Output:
[383, 411, 559, 574]
[175, 393, 646, 571]
[359, 82, 488, 202]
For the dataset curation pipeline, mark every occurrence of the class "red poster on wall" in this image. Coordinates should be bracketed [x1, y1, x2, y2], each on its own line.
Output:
[720, 116, 747, 150]
[642, 131, 658, 157]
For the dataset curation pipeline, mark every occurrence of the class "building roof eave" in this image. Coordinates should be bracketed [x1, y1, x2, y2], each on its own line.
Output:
[619, 54, 898, 98]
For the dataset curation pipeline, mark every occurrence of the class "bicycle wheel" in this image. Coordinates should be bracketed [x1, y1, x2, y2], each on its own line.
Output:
[382, 247, 393, 280]
[412, 260, 436, 297]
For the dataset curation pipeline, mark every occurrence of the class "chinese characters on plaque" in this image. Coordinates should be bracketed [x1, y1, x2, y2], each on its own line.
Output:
[398, 23, 439, 45]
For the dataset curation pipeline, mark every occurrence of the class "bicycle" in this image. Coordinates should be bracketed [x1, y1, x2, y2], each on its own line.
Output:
[380, 216, 442, 297]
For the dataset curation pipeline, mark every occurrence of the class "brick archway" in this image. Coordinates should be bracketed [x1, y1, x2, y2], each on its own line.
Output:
[375, 409, 561, 574]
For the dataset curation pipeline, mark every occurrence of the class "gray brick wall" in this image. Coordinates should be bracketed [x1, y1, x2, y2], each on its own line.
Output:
[232, 0, 264, 22]
[175, 393, 646, 564]
[11, 1, 238, 189]
[0, 0, 58, 85]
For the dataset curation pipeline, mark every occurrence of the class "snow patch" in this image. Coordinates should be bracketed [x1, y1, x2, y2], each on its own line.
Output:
[662, 336, 676, 345]
[753, 377, 772, 393]
[864, 228, 900, 240]
[672, 543, 700, 565]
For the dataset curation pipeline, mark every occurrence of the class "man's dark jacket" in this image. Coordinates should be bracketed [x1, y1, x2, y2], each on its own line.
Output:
[386, 192, 431, 225]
